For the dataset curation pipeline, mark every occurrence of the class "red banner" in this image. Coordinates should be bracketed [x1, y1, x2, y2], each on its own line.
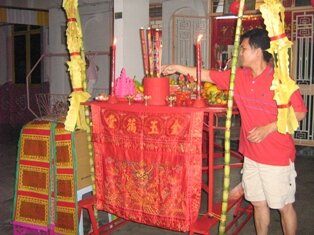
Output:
[91, 103, 204, 231]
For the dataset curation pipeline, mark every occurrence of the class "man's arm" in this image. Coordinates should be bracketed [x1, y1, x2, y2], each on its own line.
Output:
[161, 64, 215, 83]
[295, 111, 307, 121]
[247, 111, 307, 143]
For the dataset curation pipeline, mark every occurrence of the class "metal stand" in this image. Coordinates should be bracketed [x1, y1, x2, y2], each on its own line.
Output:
[189, 107, 253, 235]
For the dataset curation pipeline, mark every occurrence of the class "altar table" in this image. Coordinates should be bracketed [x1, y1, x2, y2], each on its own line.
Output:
[90, 102, 204, 232]
[88, 101, 252, 234]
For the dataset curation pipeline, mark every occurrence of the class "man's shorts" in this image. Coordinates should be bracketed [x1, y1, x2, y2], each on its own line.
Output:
[241, 157, 297, 209]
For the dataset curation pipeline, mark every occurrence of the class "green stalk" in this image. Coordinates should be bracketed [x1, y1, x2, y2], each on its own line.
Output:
[218, 0, 246, 234]
[62, 0, 97, 224]
[74, 1, 98, 222]
[74, 0, 96, 199]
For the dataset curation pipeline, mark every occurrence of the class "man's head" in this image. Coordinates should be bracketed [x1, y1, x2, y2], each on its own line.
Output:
[240, 28, 272, 64]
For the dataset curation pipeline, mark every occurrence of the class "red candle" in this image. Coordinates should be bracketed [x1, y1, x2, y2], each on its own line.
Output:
[140, 27, 149, 76]
[196, 34, 203, 97]
[147, 27, 153, 77]
[111, 38, 116, 95]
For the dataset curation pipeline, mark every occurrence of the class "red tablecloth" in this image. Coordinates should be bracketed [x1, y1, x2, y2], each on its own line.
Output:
[90, 102, 204, 232]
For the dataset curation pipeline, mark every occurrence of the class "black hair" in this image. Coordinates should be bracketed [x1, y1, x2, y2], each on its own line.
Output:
[240, 28, 273, 63]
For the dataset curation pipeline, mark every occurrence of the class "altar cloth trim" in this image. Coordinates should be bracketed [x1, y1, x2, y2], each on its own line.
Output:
[55, 133, 72, 141]
[56, 168, 74, 174]
[17, 191, 49, 200]
[56, 201, 76, 208]
[19, 160, 50, 168]
[22, 129, 51, 136]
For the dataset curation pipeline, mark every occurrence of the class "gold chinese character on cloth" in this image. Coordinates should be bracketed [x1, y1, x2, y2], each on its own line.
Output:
[148, 120, 159, 134]
[105, 114, 118, 129]
[126, 118, 137, 134]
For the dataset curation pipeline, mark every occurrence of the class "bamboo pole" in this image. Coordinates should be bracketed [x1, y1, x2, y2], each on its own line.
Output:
[218, 0, 246, 234]
[75, 3, 97, 218]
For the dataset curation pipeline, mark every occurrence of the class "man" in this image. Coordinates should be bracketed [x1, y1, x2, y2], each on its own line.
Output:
[161, 28, 307, 235]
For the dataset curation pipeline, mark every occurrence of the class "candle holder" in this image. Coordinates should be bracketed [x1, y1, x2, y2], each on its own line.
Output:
[126, 95, 134, 105]
[142, 95, 151, 106]
[166, 95, 176, 107]
[193, 96, 206, 108]
[108, 95, 118, 104]
[175, 90, 192, 106]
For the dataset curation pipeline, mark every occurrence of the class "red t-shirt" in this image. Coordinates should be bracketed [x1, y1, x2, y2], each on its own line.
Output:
[210, 66, 307, 166]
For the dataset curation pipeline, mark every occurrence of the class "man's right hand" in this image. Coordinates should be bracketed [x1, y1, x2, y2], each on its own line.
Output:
[161, 64, 178, 75]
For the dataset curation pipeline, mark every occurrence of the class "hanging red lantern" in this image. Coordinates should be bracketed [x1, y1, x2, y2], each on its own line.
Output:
[229, 0, 246, 15]
[311, 0, 314, 7]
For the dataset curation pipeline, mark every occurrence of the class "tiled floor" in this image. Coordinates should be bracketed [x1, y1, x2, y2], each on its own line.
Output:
[1, 126, 313, 234]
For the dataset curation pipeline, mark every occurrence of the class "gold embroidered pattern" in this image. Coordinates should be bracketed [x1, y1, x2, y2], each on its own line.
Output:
[19, 166, 49, 194]
[16, 196, 48, 226]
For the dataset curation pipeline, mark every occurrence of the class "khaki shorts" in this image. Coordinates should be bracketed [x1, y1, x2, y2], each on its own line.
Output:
[242, 157, 297, 209]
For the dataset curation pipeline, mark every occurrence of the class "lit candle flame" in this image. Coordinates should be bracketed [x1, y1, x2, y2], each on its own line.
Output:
[197, 34, 203, 43]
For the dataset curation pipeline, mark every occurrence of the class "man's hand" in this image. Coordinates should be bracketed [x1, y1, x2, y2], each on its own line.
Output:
[161, 64, 214, 83]
[161, 64, 178, 75]
[247, 122, 277, 143]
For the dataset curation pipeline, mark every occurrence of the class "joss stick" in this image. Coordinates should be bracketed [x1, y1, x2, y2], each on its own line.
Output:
[140, 27, 149, 77]
[155, 29, 161, 77]
[111, 38, 116, 95]
[147, 27, 153, 77]
[159, 44, 163, 78]
[196, 34, 203, 98]
[218, 0, 246, 234]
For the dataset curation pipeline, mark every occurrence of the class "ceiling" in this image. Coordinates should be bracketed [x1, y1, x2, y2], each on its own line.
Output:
[0, 0, 169, 11]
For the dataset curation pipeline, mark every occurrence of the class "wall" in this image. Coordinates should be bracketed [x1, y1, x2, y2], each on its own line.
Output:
[0, 0, 207, 92]
[0, 0, 50, 9]
[82, 2, 113, 93]
[48, 0, 148, 95]
[114, 0, 149, 83]
[48, 1, 113, 95]
[162, 0, 208, 65]
[48, 7, 69, 95]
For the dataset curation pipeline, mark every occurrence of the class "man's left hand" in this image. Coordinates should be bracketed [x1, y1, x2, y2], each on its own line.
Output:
[247, 122, 277, 143]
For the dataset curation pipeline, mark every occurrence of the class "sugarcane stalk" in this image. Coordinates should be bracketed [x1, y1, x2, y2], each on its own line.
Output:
[76, 8, 98, 222]
[218, 0, 246, 234]
[73, 2, 96, 198]
[62, 0, 98, 223]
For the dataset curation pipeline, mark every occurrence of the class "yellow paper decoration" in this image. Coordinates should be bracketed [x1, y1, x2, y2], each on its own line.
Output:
[260, 0, 299, 134]
[63, 0, 90, 131]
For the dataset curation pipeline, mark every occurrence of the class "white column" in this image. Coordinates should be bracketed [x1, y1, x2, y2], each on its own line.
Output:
[48, 7, 69, 95]
[114, 0, 149, 82]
